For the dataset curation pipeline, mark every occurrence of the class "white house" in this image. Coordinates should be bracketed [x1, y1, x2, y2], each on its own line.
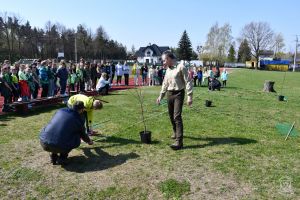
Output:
[135, 44, 170, 64]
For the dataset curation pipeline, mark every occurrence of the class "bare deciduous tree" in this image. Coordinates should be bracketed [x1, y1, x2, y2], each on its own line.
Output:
[241, 22, 274, 68]
[203, 22, 233, 66]
[272, 33, 285, 57]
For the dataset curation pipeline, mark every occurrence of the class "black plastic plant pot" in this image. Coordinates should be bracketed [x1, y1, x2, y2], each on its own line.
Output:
[205, 100, 212, 107]
[278, 95, 284, 101]
[140, 131, 152, 144]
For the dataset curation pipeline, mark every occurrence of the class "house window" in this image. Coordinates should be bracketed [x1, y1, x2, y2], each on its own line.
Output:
[146, 51, 151, 56]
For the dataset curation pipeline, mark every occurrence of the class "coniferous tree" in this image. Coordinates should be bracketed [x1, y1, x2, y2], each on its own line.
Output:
[177, 30, 193, 61]
[237, 39, 252, 62]
[227, 44, 236, 62]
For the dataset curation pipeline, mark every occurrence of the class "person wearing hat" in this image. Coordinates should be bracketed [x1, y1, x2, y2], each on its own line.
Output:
[40, 101, 93, 165]
[96, 72, 110, 95]
[67, 94, 102, 135]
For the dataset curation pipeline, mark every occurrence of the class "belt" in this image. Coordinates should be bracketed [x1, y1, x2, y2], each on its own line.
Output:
[167, 89, 184, 94]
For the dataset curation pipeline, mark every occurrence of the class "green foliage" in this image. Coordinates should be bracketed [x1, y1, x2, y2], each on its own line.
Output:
[159, 179, 190, 199]
[238, 39, 252, 62]
[0, 13, 127, 62]
[227, 44, 236, 62]
[177, 30, 193, 61]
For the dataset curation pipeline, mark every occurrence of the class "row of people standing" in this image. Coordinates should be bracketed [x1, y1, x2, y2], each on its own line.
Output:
[188, 65, 229, 88]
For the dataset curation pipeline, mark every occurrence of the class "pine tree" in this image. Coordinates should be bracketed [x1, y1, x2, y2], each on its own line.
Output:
[177, 30, 193, 61]
[237, 39, 252, 62]
[227, 45, 236, 62]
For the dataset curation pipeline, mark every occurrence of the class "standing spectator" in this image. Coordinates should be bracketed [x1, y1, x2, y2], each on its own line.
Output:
[197, 67, 203, 86]
[148, 65, 155, 86]
[76, 62, 85, 92]
[141, 64, 148, 85]
[84, 62, 92, 91]
[0, 64, 13, 112]
[192, 65, 198, 87]
[31, 64, 40, 99]
[95, 63, 102, 84]
[214, 66, 220, 79]
[157, 66, 163, 85]
[132, 61, 140, 86]
[221, 68, 228, 87]
[19, 64, 30, 101]
[123, 61, 130, 86]
[68, 68, 78, 92]
[10, 66, 20, 101]
[90, 63, 97, 90]
[39, 61, 49, 98]
[115, 62, 123, 85]
[47, 61, 56, 97]
[156, 51, 193, 150]
[25, 66, 35, 99]
[110, 61, 116, 84]
[56, 60, 69, 95]
[105, 62, 111, 80]
[202, 67, 209, 86]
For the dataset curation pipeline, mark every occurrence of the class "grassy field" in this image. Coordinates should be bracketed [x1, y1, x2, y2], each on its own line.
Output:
[0, 69, 299, 199]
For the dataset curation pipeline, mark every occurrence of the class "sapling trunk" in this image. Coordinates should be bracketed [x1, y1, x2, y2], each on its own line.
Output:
[136, 87, 147, 133]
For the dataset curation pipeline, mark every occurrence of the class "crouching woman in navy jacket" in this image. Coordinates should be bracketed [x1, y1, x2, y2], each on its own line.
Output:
[40, 101, 93, 165]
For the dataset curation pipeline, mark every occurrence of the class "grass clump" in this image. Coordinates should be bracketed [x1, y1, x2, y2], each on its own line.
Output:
[159, 178, 190, 199]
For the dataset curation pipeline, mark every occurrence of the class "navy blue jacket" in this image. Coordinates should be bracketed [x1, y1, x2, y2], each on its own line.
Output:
[40, 108, 89, 151]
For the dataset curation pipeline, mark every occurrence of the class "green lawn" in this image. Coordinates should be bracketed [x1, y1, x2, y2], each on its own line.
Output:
[0, 69, 299, 199]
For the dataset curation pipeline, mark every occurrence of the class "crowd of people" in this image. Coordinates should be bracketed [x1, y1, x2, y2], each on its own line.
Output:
[0, 58, 229, 113]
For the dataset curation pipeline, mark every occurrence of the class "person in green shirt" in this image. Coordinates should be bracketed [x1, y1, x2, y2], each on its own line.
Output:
[0, 65, 13, 112]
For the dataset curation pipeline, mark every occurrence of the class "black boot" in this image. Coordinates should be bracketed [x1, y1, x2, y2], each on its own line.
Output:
[170, 140, 183, 150]
[50, 153, 58, 165]
[57, 153, 69, 165]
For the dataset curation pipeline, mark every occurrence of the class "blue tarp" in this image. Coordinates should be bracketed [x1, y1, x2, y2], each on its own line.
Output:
[260, 60, 290, 65]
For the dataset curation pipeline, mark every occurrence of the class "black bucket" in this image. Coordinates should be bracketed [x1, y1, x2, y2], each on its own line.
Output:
[278, 95, 284, 101]
[205, 100, 212, 107]
[140, 131, 152, 144]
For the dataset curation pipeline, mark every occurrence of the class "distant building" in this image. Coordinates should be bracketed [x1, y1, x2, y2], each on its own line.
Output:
[135, 44, 170, 64]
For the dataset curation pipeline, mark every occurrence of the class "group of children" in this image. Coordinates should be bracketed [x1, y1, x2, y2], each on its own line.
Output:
[188, 65, 229, 90]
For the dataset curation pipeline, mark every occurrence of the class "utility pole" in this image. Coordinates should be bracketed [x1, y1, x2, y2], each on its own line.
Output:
[75, 33, 78, 63]
[293, 35, 298, 72]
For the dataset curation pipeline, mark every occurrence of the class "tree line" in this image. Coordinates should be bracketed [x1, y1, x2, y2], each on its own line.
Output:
[0, 12, 127, 63]
[175, 22, 288, 68]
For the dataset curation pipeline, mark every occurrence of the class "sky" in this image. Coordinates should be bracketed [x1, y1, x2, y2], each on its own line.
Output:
[1, 0, 300, 52]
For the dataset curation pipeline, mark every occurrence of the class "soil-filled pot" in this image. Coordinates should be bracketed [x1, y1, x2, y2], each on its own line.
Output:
[140, 131, 152, 144]
[205, 100, 212, 107]
[278, 95, 284, 101]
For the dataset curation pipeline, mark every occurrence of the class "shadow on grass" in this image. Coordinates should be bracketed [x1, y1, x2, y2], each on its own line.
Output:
[93, 135, 160, 147]
[0, 104, 65, 120]
[184, 136, 257, 149]
[62, 147, 139, 173]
